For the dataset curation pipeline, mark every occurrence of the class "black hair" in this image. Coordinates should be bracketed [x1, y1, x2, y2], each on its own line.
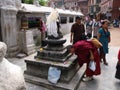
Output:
[101, 21, 108, 25]
[75, 16, 81, 21]
[67, 45, 73, 51]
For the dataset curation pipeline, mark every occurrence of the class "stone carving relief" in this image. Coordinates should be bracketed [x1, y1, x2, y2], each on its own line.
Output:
[15, 0, 21, 9]
[33, 0, 40, 6]
[0, 0, 21, 9]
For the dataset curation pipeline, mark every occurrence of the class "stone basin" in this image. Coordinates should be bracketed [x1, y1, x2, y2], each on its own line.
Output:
[44, 39, 66, 46]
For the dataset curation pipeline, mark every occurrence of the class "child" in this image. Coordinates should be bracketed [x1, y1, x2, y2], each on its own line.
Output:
[115, 50, 120, 79]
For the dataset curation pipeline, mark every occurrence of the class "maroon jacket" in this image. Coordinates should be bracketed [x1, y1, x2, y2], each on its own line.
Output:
[73, 40, 101, 76]
[118, 50, 120, 61]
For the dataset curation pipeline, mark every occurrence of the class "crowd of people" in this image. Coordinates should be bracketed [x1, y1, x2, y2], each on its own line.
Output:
[113, 15, 120, 28]
[70, 16, 111, 81]
[38, 14, 113, 82]
[37, 15, 120, 82]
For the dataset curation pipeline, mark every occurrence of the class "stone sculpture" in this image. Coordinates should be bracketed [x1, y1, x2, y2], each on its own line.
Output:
[33, 0, 40, 6]
[46, 9, 62, 39]
[0, 42, 26, 90]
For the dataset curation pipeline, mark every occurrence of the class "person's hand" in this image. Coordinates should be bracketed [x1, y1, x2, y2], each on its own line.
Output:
[90, 56, 94, 61]
[89, 50, 94, 61]
[70, 38, 72, 43]
[118, 60, 120, 64]
[70, 47, 75, 54]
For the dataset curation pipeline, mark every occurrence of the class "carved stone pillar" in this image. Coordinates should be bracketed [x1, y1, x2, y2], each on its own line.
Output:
[1, 7, 19, 57]
[0, 0, 21, 57]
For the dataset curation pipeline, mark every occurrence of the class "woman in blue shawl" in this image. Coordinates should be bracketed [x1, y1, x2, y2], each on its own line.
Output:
[97, 20, 111, 65]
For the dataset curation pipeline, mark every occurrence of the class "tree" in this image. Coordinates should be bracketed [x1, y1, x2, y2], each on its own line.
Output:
[22, 0, 33, 4]
[22, 0, 24, 3]
[39, 0, 48, 6]
[39, 0, 45, 6]
[22, 0, 48, 6]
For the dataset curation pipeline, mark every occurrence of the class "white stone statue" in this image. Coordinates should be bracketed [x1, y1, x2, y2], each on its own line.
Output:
[33, 0, 40, 7]
[46, 9, 59, 39]
[4, 0, 15, 8]
[0, 42, 26, 90]
[50, 2, 55, 8]
[15, 0, 21, 9]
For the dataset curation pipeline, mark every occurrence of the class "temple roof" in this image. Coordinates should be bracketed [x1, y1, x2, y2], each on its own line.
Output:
[20, 3, 84, 16]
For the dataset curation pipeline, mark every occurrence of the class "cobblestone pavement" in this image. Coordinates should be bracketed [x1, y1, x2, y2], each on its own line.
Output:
[7, 28, 120, 90]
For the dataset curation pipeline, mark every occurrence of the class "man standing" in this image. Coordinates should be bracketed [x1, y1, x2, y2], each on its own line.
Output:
[86, 18, 93, 39]
[70, 16, 85, 44]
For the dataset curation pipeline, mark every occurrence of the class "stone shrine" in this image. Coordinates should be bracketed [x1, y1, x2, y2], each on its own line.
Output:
[24, 9, 85, 90]
[24, 36, 85, 90]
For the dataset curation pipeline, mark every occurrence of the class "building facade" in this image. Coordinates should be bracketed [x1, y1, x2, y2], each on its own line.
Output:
[88, 0, 101, 18]
[100, 0, 112, 13]
[48, 0, 89, 16]
[100, 0, 120, 20]
[111, 0, 120, 19]
[100, 0, 112, 20]
[64, 0, 89, 16]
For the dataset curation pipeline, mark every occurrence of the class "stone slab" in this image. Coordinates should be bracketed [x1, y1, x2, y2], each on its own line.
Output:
[24, 54, 77, 68]
[35, 53, 72, 62]
[19, 30, 36, 55]
[24, 54, 80, 82]
[16, 53, 27, 58]
[24, 64, 86, 90]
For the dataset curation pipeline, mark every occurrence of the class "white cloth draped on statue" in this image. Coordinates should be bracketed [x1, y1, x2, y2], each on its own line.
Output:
[46, 9, 59, 38]
[47, 21, 58, 37]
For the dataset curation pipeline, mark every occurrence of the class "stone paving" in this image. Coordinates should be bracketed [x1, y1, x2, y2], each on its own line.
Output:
[77, 46, 120, 90]
[7, 28, 120, 90]
[77, 27, 120, 90]
[8, 46, 120, 90]
[8, 53, 49, 90]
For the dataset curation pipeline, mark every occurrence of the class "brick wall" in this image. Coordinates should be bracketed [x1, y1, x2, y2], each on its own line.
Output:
[112, 0, 120, 19]
[48, 0, 89, 16]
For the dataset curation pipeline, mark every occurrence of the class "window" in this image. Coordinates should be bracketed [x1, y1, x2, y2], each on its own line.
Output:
[69, 17, 74, 23]
[60, 17, 67, 24]
[28, 17, 41, 28]
[21, 16, 28, 29]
